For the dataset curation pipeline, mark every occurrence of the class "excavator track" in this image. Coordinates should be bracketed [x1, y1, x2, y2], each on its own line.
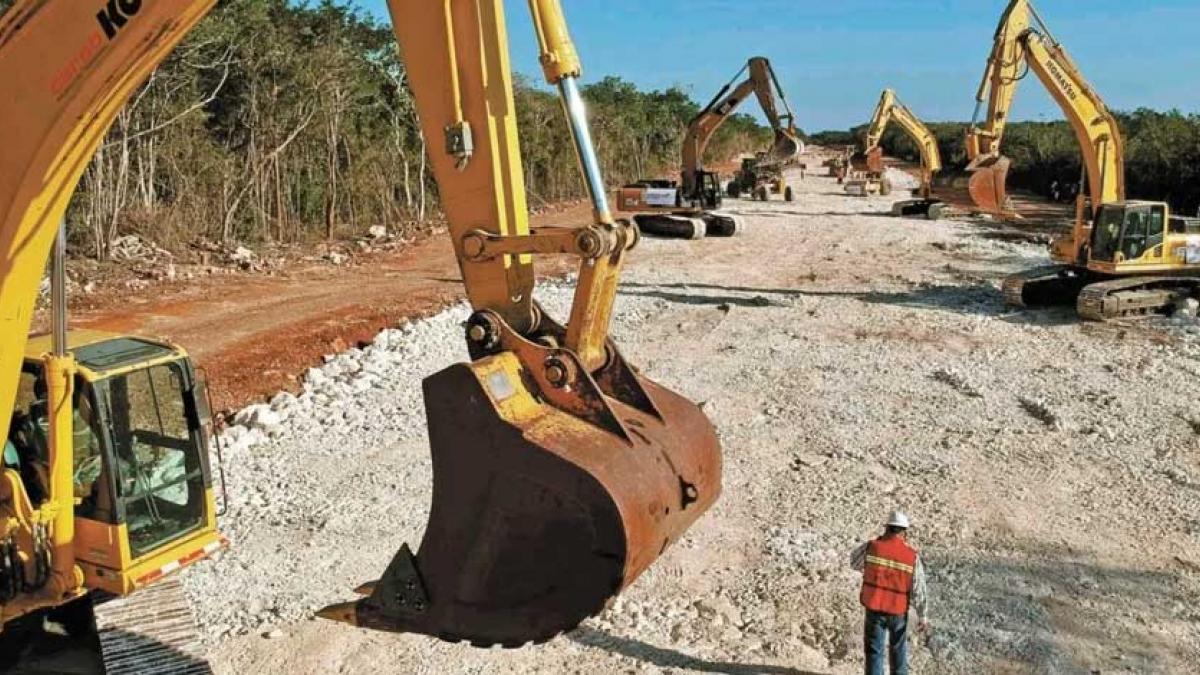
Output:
[1076, 276, 1200, 322]
[702, 212, 744, 237]
[632, 214, 706, 240]
[632, 212, 744, 239]
[1002, 265, 1088, 308]
[93, 577, 212, 675]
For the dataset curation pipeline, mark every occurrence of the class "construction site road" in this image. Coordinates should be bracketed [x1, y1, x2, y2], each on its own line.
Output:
[63, 208, 586, 414]
[172, 160, 1200, 675]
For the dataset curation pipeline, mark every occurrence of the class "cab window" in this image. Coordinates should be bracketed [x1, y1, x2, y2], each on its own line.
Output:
[99, 362, 206, 559]
[1145, 205, 1167, 251]
[1092, 207, 1125, 261]
[1121, 209, 1149, 260]
[7, 367, 108, 516]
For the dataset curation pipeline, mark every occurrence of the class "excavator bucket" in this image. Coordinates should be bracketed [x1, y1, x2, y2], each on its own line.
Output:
[770, 129, 802, 163]
[966, 154, 1012, 215]
[319, 337, 721, 647]
[851, 147, 886, 174]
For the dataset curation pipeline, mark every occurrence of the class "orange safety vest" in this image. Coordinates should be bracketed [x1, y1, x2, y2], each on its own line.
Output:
[860, 535, 917, 616]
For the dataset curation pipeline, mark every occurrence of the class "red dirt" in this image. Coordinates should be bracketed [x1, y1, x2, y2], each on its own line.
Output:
[62, 204, 592, 413]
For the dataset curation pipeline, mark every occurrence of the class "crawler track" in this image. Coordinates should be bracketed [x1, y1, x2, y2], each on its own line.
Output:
[633, 212, 744, 239]
[1076, 276, 1200, 321]
[1002, 265, 1088, 308]
[94, 577, 212, 675]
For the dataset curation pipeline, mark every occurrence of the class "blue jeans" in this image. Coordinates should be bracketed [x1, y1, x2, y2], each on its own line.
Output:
[864, 610, 908, 675]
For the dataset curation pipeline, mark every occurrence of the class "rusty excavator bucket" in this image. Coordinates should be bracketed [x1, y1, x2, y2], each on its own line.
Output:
[850, 147, 886, 174]
[319, 315, 721, 647]
[966, 154, 1013, 215]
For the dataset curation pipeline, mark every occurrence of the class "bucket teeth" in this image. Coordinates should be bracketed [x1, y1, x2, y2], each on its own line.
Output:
[353, 581, 377, 597]
[317, 351, 721, 647]
[315, 601, 361, 627]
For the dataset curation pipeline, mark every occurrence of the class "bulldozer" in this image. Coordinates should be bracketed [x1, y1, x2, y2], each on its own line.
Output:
[967, 0, 1200, 319]
[616, 56, 804, 239]
[845, 89, 947, 220]
[1, 0, 722, 667]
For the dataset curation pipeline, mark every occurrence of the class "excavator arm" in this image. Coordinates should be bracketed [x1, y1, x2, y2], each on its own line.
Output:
[680, 56, 803, 196]
[860, 89, 944, 199]
[965, 0, 1124, 221]
[1, 0, 720, 647]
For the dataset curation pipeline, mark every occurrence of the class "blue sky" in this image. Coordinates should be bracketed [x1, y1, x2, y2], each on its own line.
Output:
[351, 0, 1200, 131]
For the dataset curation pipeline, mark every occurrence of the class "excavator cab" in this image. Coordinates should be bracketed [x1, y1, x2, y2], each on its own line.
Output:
[3, 332, 224, 605]
[1088, 202, 1168, 265]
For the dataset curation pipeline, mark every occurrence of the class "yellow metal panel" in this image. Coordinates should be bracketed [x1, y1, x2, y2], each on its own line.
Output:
[386, 0, 536, 333]
[968, 0, 1031, 161]
[1022, 35, 1124, 207]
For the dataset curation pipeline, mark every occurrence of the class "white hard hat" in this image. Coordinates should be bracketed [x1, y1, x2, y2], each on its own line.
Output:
[886, 511, 911, 529]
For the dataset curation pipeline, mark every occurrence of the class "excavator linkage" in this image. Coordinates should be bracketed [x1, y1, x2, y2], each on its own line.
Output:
[967, 155, 1012, 215]
[319, 315, 721, 646]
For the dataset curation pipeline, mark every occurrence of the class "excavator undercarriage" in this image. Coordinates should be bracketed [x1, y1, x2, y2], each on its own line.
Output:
[1005, 265, 1200, 321]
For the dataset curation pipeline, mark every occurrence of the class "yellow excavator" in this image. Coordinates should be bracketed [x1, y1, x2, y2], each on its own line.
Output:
[845, 89, 947, 220]
[968, 0, 1200, 319]
[616, 56, 804, 239]
[1, 0, 721, 667]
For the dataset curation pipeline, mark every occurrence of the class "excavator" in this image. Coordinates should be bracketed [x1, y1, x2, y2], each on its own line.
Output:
[616, 57, 804, 239]
[0, 0, 721, 669]
[846, 89, 947, 220]
[968, 0, 1200, 319]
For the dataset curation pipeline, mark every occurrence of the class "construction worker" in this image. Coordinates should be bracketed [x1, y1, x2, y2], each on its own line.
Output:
[850, 511, 928, 675]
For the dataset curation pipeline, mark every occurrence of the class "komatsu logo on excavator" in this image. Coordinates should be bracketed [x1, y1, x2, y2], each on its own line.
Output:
[1045, 61, 1078, 102]
[96, 0, 143, 40]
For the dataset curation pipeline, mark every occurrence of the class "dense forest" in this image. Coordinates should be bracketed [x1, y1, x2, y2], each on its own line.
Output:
[3, 0, 770, 259]
[811, 109, 1200, 216]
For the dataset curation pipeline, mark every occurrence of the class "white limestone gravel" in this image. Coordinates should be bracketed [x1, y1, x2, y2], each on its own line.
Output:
[186, 155, 1200, 674]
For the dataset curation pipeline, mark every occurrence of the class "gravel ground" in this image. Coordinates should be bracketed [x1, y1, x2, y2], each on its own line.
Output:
[184, 159, 1200, 674]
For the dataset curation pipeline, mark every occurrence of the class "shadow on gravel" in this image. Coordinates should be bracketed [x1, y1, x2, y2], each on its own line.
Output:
[620, 281, 1097, 329]
[924, 539, 1199, 674]
[620, 281, 1010, 319]
[568, 626, 826, 675]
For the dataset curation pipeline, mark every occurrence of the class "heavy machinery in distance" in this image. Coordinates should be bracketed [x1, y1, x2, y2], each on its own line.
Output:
[845, 89, 947, 220]
[1, 0, 721, 666]
[967, 0, 1200, 319]
[616, 56, 804, 239]
[727, 152, 797, 203]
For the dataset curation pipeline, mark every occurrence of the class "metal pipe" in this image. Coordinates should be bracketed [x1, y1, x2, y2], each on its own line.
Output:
[556, 77, 612, 223]
[52, 220, 67, 357]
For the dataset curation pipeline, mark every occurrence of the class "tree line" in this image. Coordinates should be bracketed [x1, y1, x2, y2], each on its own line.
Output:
[812, 108, 1200, 216]
[2, 0, 771, 259]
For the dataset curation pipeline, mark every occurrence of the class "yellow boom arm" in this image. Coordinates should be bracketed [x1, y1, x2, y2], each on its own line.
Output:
[1, 0, 721, 646]
[0, 0, 623, 464]
[680, 57, 802, 195]
[862, 89, 943, 198]
[965, 0, 1124, 218]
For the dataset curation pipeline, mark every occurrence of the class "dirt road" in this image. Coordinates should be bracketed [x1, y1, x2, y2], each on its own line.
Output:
[65, 206, 588, 412]
[176, 161, 1200, 674]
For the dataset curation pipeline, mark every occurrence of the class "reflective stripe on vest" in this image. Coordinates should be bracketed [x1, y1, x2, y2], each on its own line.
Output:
[860, 535, 916, 616]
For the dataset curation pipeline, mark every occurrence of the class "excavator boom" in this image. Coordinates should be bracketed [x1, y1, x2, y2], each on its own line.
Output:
[857, 89, 943, 198]
[680, 56, 803, 196]
[965, 0, 1123, 218]
[1, 0, 721, 650]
